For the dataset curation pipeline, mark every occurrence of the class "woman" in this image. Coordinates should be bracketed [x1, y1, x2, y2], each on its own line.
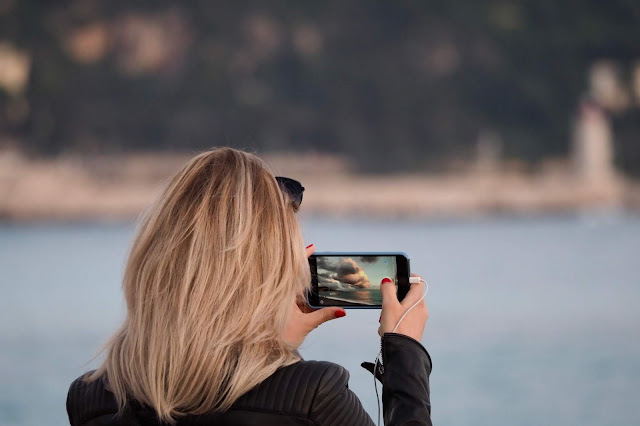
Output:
[66, 148, 432, 425]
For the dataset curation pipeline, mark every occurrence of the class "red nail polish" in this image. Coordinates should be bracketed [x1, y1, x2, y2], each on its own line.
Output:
[335, 310, 346, 318]
[378, 314, 382, 323]
[306, 244, 314, 249]
[381, 278, 392, 285]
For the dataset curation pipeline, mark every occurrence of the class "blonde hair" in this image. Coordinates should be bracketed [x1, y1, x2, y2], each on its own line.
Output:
[89, 147, 310, 422]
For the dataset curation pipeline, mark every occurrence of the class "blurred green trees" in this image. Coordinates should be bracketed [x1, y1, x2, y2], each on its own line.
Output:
[1, 0, 639, 173]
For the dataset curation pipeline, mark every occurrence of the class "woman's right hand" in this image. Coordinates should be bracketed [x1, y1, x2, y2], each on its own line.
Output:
[378, 273, 428, 342]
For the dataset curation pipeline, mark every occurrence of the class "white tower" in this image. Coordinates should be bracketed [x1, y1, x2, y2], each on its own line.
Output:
[572, 99, 616, 186]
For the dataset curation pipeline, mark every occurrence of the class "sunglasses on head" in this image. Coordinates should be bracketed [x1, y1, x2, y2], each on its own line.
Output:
[275, 176, 304, 212]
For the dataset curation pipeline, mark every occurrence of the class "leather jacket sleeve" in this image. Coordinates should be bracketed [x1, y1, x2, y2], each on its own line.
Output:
[381, 333, 432, 426]
[312, 333, 432, 426]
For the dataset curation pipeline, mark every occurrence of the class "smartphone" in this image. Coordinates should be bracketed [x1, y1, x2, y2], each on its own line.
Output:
[307, 252, 410, 308]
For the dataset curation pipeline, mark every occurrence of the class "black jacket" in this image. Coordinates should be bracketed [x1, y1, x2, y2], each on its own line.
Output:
[67, 333, 432, 425]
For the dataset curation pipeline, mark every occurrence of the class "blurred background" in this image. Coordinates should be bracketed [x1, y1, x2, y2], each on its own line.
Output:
[1, 1, 639, 425]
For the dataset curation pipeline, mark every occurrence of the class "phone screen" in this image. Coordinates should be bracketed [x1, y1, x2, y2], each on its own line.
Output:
[308, 253, 409, 308]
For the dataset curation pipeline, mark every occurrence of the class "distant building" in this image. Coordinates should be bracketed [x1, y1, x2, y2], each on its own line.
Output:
[475, 129, 502, 175]
[572, 98, 616, 186]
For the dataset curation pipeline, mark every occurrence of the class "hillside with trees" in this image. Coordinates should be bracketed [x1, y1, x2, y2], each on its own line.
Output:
[1, 0, 639, 174]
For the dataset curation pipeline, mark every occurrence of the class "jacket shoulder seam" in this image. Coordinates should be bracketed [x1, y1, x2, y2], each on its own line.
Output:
[308, 362, 348, 416]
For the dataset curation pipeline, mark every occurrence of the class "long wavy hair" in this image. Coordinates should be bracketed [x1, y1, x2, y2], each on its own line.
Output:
[89, 147, 310, 422]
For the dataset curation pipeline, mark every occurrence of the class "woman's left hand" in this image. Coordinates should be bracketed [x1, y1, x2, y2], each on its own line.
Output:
[282, 244, 346, 348]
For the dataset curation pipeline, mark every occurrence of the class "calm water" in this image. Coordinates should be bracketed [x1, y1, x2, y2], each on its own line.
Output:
[320, 288, 383, 305]
[1, 215, 639, 425]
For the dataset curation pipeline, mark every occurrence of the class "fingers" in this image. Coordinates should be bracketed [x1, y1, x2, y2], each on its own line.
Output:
[380, 277, 399, 307]
[304, 307, 346, 330]
[400, 273, 425, 308]
[379, 273, 429, 342]
[306, 243, 315, 258]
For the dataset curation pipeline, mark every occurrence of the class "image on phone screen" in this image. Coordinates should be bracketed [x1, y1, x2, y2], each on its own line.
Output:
[316, 255, 397, 306]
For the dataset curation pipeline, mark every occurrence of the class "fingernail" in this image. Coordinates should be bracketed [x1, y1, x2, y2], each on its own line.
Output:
[306, 244, 314, 249]
[378, 313, 382, 323]
[381, 278, 392, 285]
[335, 310, 346, 318]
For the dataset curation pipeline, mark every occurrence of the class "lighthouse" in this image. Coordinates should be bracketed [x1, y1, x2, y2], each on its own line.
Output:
[571, 98, 616, 187]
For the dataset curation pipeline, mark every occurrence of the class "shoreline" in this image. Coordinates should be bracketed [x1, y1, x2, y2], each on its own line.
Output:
[2, 209, 639, 226]
[1, 150, 639, 223]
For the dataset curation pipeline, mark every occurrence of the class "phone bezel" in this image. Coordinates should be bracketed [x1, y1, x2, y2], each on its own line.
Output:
[307, 252, 411, 309]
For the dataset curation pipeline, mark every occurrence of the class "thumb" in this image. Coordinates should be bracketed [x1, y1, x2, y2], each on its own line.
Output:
[305, 307, 346, 330]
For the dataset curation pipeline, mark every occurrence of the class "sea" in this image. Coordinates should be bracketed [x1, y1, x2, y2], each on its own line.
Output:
[1, 214, 639, 425]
